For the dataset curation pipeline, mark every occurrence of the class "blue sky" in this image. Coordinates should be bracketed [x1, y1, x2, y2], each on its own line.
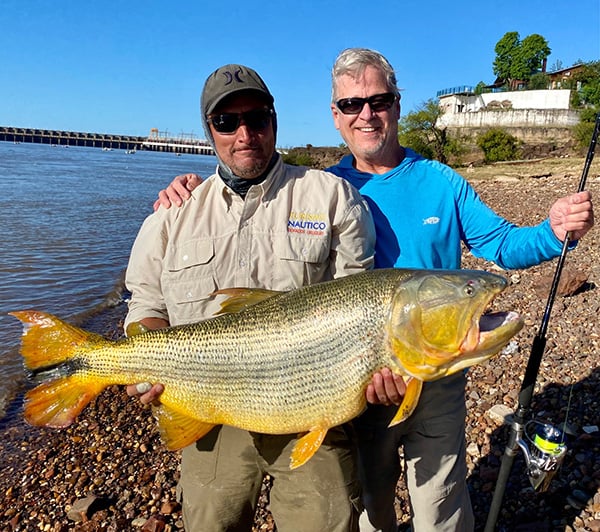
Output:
[1, 1, 598, 148]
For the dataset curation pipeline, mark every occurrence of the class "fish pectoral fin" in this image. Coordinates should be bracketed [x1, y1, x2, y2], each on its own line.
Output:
[388, 377, 423, 427]
[153, 406, 216, 450]
[211, 288, 283, 315]
[290, 428, 328, 470]
[24, 375, 103, 428]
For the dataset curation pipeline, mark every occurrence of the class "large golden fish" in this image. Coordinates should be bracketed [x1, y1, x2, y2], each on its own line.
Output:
[10, 268, 522, 468]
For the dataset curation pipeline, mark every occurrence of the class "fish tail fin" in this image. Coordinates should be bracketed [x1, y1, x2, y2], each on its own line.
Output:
[9, 310, 106, 370]
[9, 310, 108, 427]
[24, 375, 104, 427]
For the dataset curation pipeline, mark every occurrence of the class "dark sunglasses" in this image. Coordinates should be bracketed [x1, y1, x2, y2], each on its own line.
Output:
[335, 92, 397, 115]
[209, 108, 274, 134]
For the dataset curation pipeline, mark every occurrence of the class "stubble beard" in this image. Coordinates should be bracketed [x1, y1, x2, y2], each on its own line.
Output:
[352, 134, 387, 161]
[230, 159, 269, 179]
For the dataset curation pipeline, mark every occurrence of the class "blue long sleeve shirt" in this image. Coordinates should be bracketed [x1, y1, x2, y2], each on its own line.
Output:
[328, 149, 565, 270]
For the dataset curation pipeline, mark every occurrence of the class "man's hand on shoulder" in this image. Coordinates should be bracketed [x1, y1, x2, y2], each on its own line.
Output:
[153, 173, 203, 211]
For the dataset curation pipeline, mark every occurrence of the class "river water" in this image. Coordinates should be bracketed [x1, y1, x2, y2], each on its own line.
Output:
[0, 142, 216, 419]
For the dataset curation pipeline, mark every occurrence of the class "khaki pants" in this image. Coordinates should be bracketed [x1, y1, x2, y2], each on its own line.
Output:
[177, 424, 362, 532]
[354, 372, 474, 532]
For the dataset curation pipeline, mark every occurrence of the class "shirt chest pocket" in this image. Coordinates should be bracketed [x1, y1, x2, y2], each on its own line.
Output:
[163, 239, 217, 307]
[274, 235, 331, 288]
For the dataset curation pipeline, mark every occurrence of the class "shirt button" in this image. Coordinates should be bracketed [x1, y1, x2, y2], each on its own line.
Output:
[182, 254, 189, 261]
[239, 259, 246, 267]
[186, 291, 193, 299]
[302, 248, 308, 256]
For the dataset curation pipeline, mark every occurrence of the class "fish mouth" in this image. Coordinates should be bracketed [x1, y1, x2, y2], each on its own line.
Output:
[409, 311, 523, 380]
[431, 310, 523, 376]
[476, 310, 523, 353]
[480, 310, 521, 332]
[426, 310, 523, 376]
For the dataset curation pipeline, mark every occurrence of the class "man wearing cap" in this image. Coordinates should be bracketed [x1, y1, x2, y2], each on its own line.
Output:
[149, 49, 595, 532]
[124, 64, 375, 531]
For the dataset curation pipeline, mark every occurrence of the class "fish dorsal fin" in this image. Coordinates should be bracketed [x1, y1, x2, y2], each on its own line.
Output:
[211, 288, 283, 315]
[388, 377, 423, 427]
[153, 405, 216, 450]
[290, 428, 328, 469]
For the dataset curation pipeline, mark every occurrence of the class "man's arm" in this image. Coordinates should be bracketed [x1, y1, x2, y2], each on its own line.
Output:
[124, 213, 172, 404]
[453, 169, 594, 269]
[328, 180, 408, 405]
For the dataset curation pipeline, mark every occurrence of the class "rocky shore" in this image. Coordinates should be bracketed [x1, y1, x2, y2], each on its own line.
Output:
[1, 157, 599, 531]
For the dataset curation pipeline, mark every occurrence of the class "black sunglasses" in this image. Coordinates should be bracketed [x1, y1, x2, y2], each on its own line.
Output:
[209, 108, 274, 134]
[335, 92, 397, 115]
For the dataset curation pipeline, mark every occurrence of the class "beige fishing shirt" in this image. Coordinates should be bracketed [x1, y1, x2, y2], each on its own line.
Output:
[125, 156, 375, 328]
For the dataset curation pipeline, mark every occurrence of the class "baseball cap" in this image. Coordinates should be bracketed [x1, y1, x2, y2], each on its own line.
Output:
[201, 64, 274, 117]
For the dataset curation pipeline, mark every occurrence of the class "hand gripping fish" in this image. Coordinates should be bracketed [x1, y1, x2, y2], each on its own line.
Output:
[10, 268, 523, 469]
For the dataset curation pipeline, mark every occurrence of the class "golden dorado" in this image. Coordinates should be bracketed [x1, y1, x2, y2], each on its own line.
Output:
[10, 268, 523, 469]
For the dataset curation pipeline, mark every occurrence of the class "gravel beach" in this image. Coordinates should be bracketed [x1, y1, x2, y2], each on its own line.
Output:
[1, 156, 599, 532]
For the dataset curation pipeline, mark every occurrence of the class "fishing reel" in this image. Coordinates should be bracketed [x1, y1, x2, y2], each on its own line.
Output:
[515, 420, 567, 491]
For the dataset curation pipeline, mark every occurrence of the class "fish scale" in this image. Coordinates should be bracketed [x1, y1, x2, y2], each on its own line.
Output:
[10, 268, 523, 468]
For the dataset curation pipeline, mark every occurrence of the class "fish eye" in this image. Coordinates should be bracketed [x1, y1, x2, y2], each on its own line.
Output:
[464, 282, 476, 297]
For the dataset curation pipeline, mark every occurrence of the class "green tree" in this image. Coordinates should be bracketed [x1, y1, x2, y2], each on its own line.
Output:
[520, 34, 551, 74]
[574, 61, 600, 107]
[474, 81, 487, 95]
[399, 99, 449, 163]
[493, 31, 551, 87]
[528, 72, 549, 90]
[569, 62, 600, 149]
[493, 32, 520, 82]
[477, 128, 521, 163]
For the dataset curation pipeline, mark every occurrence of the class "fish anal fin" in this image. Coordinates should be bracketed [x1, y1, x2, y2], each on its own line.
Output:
[154, 405, 216, 450]
[290, 428, 328, 470]
[25, 375, 103, 428]
[388, 377, 423, 427]
[211, 288, 282, 315]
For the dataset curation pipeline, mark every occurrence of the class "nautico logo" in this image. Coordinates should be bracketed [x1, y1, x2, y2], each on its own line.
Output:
[288, 211, 328, 235]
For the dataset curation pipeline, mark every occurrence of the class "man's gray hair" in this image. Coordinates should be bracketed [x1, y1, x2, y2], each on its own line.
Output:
[331, 48, 399, 102]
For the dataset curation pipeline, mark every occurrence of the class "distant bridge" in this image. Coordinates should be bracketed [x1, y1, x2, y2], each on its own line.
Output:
[0, 126, 215, 155]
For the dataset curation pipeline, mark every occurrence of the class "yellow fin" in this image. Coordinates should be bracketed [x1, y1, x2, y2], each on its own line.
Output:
[388, 377, 423, 427]
[9, 310, 109, 429]
[211, 288, 282, 315]
[24, 375, 104, 428]
[9, 310, 107, 370]
[154, 405, 216, 450]
[290, 428, 328, 470]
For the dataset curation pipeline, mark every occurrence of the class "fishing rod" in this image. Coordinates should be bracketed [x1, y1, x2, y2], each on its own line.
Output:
[484, 112, 600, 532]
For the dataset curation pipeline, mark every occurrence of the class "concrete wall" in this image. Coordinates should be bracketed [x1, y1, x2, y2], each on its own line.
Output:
[437, 89, 577, 129]
[437, 108, 580, 129]
[439, 89, 571, 113]
[481, 89, 571, 109]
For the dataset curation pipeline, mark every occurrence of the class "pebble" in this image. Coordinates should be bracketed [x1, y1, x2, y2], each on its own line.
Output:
[0, 167, 598, 531]
[486, 404, 514, 426]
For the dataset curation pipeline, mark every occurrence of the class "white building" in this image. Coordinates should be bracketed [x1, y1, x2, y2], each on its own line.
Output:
[436, 89, 578, 129]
